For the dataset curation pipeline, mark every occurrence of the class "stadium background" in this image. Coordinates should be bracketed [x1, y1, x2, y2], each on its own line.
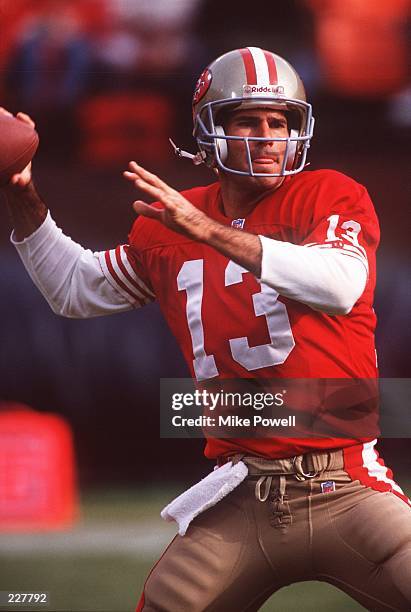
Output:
[0, 1, 409, 610]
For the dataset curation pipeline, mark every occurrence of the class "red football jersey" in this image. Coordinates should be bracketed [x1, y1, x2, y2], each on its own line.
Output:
[102, 169, 380, 459]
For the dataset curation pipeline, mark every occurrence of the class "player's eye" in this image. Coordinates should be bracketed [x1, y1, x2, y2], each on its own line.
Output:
[269, 119, 287, 129]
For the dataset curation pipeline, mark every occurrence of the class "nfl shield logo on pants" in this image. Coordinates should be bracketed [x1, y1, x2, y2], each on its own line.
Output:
[321, 481, 336, 493]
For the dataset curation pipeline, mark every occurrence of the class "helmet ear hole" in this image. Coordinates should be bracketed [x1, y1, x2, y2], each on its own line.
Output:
[286, 129, 298, 170]
[215, 125, 228, 163]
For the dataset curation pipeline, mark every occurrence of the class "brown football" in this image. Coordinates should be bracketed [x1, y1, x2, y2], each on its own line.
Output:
[0, 113, 39, 186]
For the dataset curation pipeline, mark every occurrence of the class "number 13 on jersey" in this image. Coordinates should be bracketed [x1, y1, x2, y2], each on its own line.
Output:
[177, 259, 295, 381]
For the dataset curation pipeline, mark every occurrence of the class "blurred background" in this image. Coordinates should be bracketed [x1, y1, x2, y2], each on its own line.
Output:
[0, 0, 410, 610]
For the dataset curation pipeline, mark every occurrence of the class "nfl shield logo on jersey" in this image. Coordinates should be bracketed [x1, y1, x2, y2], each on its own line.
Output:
[321, 481, 336, 494]
[231, 218, 245, 230]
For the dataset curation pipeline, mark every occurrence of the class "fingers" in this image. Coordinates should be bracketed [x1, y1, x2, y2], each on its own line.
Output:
[10, 175, 26, 188]
[16, 111, 35, 128]
[132, 200, 164, 221]
[134, 179, 165, 201]
[123, 170, 137, 182]
[127, 161, 159, 181]
[0, 107, 13, 117]
[125, 162, 183, 225]
[125, 161, 178, 200]
[0, 107, 35, 128]
[124, 168, 166, 217]
[129, 161, 171, 190]
[124, 164, 167, 201]
[9, 162, 32, 188]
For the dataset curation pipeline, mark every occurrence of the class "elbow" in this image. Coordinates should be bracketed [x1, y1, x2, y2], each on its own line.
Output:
[48, 296, 85, 319]
[324, 259, 367, 316]
[330, 302, 354, 316]
[49, 302, 79, 318]
[311, 289, 358, 316]
[47, 298, 67, 317]
[321, 294, 357, 316]
[315, 272, 366, 316]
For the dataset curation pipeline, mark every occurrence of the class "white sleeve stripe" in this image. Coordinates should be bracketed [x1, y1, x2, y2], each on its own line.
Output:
[107, 249, 150, 303]
[343, 243, 367, 259]
[341, 246, 368, 268]
[309, 242, 367, 257]
[315, 245, 368, 272]
[97, 251, 144, 306]
[305, 240, 367, 259]
[120, 246, 155, 298]
[115, 246, 152, 300]
[305, 241, 368, 265]
[340, 244, 368, 266]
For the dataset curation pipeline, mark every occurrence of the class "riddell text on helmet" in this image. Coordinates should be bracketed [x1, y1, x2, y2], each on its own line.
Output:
[243, 84, 285, 96]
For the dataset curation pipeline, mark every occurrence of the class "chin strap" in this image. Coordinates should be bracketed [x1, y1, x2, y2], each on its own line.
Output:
[169, 138, 206, 166]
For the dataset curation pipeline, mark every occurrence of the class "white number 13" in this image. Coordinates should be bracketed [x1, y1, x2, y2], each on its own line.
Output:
[177, 259, 295, 381]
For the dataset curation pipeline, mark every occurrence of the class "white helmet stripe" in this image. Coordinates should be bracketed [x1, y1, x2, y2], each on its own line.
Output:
[247, 47, 270, 85]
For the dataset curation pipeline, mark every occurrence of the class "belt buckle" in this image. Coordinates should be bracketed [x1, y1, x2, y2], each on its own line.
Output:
[292, 455, 319, 481]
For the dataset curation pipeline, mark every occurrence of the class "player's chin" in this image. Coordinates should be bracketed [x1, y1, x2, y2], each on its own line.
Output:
[225, 161, 284, 187]
[251, 165, 284, 187]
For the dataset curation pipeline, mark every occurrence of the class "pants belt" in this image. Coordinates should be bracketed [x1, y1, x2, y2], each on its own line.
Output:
[218, 449, 344, 480]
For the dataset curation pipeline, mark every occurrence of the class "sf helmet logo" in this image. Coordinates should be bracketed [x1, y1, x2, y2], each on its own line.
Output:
[243, 84, 285, 96]
[193, 69, 212, 106]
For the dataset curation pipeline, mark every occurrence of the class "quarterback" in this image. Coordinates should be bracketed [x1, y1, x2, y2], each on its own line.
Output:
[3, 47, 411, 611]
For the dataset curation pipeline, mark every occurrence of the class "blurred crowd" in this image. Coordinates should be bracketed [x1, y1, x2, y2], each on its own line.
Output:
[0, 0, 409, 165]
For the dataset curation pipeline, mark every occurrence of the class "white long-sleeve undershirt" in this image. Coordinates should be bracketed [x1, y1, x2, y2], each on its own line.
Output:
[258, 234, 367, 315]
[12, 212, 367, 318]
[11, 212, 134, 318]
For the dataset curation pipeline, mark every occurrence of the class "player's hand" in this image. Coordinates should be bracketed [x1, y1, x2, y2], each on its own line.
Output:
[123, 161, 214, 241]
[0, 107, 35, 190]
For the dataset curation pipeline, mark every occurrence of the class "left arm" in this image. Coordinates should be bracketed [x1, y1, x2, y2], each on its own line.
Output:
[178, 219, 367, 315]
[123, 163, 261, 273]
[124, 163, 366, 315]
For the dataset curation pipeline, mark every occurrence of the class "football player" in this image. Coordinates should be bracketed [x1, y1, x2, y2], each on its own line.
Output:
[2, 47, 411, 611]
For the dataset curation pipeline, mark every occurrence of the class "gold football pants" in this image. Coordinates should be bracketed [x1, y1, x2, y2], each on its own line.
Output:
[138, 451, 411, 611]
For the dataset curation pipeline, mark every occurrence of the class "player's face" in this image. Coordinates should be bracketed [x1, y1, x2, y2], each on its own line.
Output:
[223, 108, 289, 188]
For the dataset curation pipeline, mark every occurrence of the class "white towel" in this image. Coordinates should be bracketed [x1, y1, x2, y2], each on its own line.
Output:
[161, 461, 249, 536]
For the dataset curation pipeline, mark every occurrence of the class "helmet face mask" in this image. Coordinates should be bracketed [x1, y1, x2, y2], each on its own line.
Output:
[192, 47, 315, 178]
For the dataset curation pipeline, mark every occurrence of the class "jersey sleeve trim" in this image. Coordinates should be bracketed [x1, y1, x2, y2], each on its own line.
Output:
[97, 246, 155, 307]
[116, 245, 155, 300]
[304, 241, 369, 275]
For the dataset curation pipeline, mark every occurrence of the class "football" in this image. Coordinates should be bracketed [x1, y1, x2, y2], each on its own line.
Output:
[0, 113, 39, 186]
